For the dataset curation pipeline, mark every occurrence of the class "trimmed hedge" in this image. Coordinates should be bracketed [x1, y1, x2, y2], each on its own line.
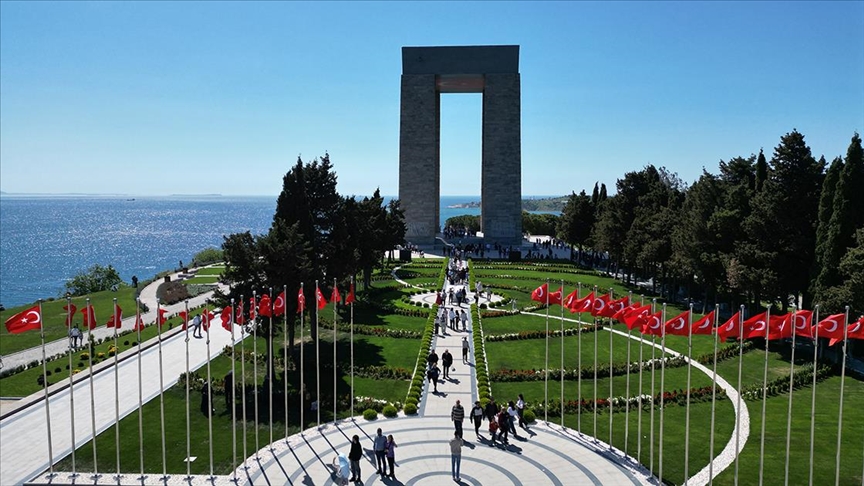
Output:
[363, 409, 378, 421]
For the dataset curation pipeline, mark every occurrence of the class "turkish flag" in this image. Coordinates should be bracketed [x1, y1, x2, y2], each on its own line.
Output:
[133, 314, 145, 331]
[178, 310, 189, 330]
[258, 294, 272, 317]
[331, 285, 341, 306]
[741, 311, 770, 340]
[156, 308, 168, 327]
[315, 287, 328, 310]
[786, 310, 814, 338]
[548, 286, 563, 306]
[590, 293, 612, 317]
[814, 314, 846, 339]
[236, 303, 245, 325]
[664, 310, 691, 336]
[612, 302, 638, 323]
[604, 296, 630, 319]
[640, 311, 664, 336]
[345, 283, 356, 304]
[569, 291, 595, 314]
[766, 313, 790, 340]
[5, 305, 42, 334]
[64, 303, 78, 327]
[273, 291, 286, 316]
[221, 306, 233, 330]
[106, 304, 123, 329]
[563, 289, 580, 309]
[531, 283, 548, 303]
[716, 311, 742, 340]
[623, 304, 652, 330]
[835, 317, 864, 345]
[297, 288, 306, 313]
[202, 310, 213, 331]
[82, 304, 97, 330]
[248, 297, 257, 320]
[691, 310, 716, 335]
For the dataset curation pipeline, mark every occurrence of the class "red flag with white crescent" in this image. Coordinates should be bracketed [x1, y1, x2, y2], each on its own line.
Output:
[178, 310, 189, 330]
[814, 314, 846, 340]
[221, 306, 233, 331]
[530, 283, 548, 303]
[315, 286, 328, 310]
[4, 305, 42, 334]
[691, 310, 716, 335]
[248, 297, 257, 320]
[273, 291, 286, 316]
[107, 303, 123, 329]
[331, 285, 341, 306]
[82, 304, 97, 330]
[258, 294, 272, 317]
[297, 288, 306, 313]
[345, 283, 356, 304]
[640, 311, 664, 336]
[663, 310, 691, 336]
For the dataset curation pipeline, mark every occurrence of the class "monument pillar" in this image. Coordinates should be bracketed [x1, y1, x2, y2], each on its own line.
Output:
[399, 45, 522, 246]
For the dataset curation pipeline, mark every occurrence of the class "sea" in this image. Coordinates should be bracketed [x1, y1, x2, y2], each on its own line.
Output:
[0, 194, 555, 308]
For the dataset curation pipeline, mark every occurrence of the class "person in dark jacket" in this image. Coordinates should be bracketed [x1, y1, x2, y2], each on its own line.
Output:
[470, 401, 484, 436]
[441, 349, 453, 380]
[348, 434, 363, 482]
[484, 397, 498, 422]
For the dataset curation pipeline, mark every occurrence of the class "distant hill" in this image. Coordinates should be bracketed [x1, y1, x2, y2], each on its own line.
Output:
[447, 196, 567, 212]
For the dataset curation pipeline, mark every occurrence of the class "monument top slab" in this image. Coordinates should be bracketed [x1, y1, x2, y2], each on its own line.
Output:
[402, 45, 519, 75]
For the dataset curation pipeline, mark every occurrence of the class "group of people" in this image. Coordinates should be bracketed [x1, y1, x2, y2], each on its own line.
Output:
[462, 395, 528, 446]
[68, 325, 84, 348]
[425, 342, 471, 393]
[434, 306, 468, 333]
[341, 428, 397, 484]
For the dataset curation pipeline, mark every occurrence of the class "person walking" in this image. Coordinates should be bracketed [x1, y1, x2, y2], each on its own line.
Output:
[460, 310, 468, 332]
[516, 393, 527, 429]
[497, 407, 510, 444]
[451, 399, 465, 438]
[385, 434, 397, 479]
[462, 336, 470, 364]
[69, 325, 82, 349]
[507, 401, 520, 438]
[434, 315, 440, 336]
[373, 428, 387, 475]
[348, 435, 363, 482]
[427, 348, 439, 369]
[449, 432, 464, 481]
[441, 349, 453, 380]
[484, 397, 498, 423]
[471, 400, 484, 437]
[448, 307, 456, 330]
[200, 382, 215, 417]
[192, 312, 202, 338]
[427, 364, 440, 393]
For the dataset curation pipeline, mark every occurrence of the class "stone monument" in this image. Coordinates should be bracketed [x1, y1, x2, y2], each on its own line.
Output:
[399, 45, 522, 246]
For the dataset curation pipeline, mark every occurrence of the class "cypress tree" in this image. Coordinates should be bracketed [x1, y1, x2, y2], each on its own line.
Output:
[812, 156, 843, 299]
[591, 182, 600, 207]
[755, 149, 768, 192]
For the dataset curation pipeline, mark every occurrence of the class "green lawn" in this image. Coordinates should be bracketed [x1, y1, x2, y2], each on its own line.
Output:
[194, 267, 225, 276]
[0, 287, 141, 355]
[485, 330, 670, 371]
[182, 275, 220, 285]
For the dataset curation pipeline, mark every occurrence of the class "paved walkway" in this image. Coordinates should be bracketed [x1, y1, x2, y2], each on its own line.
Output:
[1, 314, 242, 485]
[0, 265, 226, 373]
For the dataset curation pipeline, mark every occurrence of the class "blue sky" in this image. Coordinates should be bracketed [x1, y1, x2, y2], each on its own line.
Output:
[1, 1, 862, 198]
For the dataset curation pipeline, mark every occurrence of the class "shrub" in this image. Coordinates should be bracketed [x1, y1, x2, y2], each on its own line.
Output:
[124, 340, 130, 346]
[523, 409, 536, 423]
[79, 353, 90, 360]
[404, 403, 418, 415]
[405, 397, 419, 407]
[363, 409, 378, 421]
[45, 370, 52, 377]
[54, 367, 62, 373]
[382, 405, 398, 418]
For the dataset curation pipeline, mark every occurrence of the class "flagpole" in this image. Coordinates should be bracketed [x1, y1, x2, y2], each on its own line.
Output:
[316, 280, 322, 428]
[300, 284, 305, 433]
[638, 294, 644, 464]
[350, 277, 355, 420]
[230, 299, 237, 482]
[206, 305, 214, 480]
[184, 302, 191, 480]
[560, 279, 565, 427]
[112, 298, 121, 480]
[593, 285, 599, 442]
[333, 278, 338, 424]
[808, 305, 820, 486]
[658, 303, 667, 484]
[544, 278, 550, 423]
[157, 299, 167, 481]
[709, 303, 719, 486]
[649, 298, 656, 475]
[87, 297, 99, 479]
[624, 290, 633, 457]
[734, 305, 744, 485]
[268, 288, 274, 450]
[684, 303, 694, 484]
[238, 295, 249, 470]
[759, 307, 771, 484]
[577, 283, 583, 434]
[136, 299, 144, 481]
[39, 300, 56, 479]
[240, 295, 248, 470]
[784, 305, 798, 486]
[834, 307, 850, 486]
[252, 292, 260, 459]
[66, 297, 77, 478]
[608, 288, 614, 450]
[282, 285, 288, 442]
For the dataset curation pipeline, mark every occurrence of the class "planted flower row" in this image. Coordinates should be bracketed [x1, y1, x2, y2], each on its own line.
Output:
[485, 326, 601, 342]
[530, 385, 726, 418]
